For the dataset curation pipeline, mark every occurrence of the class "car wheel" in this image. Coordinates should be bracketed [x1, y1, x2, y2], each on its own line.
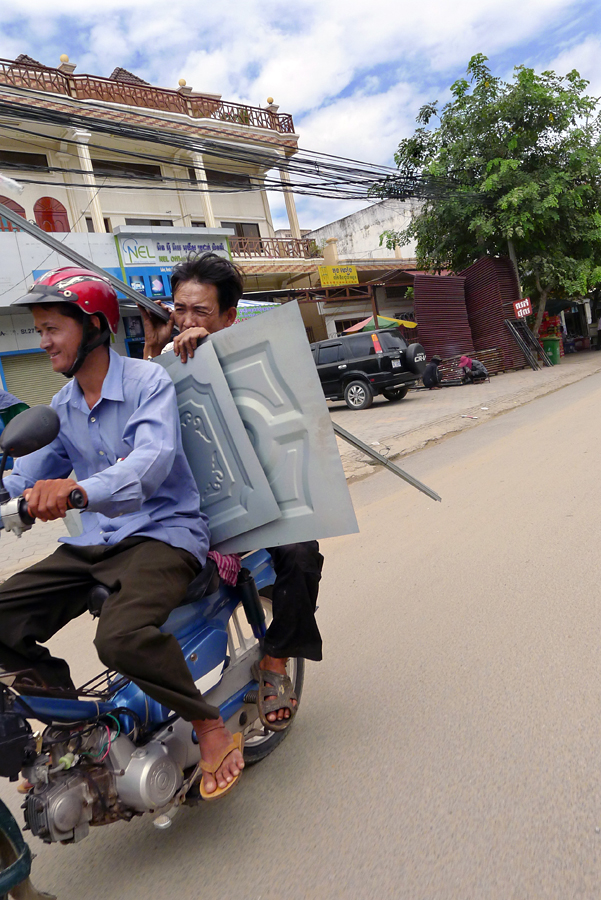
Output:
[382, 386, 409, 402]
[344, 380, 374, 410]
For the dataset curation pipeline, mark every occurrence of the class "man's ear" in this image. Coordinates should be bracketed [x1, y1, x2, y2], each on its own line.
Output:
[224, 307, 237, 328]
[89, 314, 102, 331]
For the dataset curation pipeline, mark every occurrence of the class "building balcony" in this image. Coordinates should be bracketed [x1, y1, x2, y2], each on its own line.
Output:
[0, 57, 295, 135]
[230, 237, 320, 259]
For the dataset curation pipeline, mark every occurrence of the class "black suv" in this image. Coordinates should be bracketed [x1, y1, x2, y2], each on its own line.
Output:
[311, 329, 427, 409]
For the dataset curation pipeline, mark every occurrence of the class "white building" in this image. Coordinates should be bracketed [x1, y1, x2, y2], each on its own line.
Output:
[305, 199, 420, 262]
[0, 53, 323, 404]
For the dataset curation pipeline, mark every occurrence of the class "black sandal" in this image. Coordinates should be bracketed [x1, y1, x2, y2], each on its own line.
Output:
[252, 662, 298, 732]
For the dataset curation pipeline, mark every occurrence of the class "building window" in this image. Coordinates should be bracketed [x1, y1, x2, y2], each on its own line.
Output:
[188, 168, 198, 184]
[191, 221, 206, 227]
[34, 197, 69, 233]
[85, 217, 113, 233]
[221, 222, 261, 239]
[124, 218, 173, 227]
[206, 169, 252, 189]
[335, 318, 363, 334]
[91, 159, 163, 180]
[0, 150, 49, 172]
[0, 195, 26, 231]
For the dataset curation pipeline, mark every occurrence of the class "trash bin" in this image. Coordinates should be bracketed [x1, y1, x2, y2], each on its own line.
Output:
[542, 338, 561, 365]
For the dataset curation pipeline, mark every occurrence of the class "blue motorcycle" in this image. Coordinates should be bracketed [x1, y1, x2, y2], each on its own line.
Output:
[0, 407, 303, 852]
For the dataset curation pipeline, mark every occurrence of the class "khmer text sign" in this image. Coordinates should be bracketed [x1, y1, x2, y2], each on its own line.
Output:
[318, 265, 359, 287]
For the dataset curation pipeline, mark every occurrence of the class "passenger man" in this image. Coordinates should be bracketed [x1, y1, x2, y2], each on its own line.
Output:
[0, 267, 243, 799]
[140, 253, 324, 730]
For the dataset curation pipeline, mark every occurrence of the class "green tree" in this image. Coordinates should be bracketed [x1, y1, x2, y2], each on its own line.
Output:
[379, 55, 601, 332]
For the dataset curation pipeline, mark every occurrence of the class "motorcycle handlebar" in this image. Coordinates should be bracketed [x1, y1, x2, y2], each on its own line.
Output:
[67, 488, 87, 510]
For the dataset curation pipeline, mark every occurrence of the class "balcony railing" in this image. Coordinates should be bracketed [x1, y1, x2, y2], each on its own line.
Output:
[0, 59, 295, 135]
[230, 237, 321, 259]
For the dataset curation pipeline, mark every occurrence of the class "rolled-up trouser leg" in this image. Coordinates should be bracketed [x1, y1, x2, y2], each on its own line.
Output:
[263, 541, 324, 661]
[93, 539, 220, 721]
[0, 545, 94, 689]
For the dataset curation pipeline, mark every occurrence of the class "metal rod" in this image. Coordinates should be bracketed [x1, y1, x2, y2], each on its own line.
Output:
[0, 202, 171, 321]
[332, 422, 441, 502]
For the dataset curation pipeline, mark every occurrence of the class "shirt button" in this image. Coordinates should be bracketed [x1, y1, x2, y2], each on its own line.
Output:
[90, 417, 96, 422]
[99, 450, 104, 456]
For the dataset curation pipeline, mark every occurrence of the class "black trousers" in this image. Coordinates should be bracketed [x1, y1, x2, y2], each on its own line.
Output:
[264, 542, 324, 661]
[0, 538, 220, 722]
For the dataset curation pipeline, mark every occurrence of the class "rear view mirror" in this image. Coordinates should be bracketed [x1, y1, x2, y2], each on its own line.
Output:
[0, 406, 60, 458]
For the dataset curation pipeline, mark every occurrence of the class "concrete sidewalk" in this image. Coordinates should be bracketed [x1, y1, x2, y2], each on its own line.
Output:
[331, 350, 601, 481]
[1, 351, 600, 581]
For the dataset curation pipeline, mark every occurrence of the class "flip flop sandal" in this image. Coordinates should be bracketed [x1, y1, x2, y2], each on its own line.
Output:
[199, 731, 244, 802]
[252, 662, 298, 733]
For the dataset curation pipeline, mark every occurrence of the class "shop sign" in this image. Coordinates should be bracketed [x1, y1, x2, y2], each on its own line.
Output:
[318, 265, 359, 287]
[0, 315, 41, 353]
[117, 234, 230, 269]
[514, 298, 532, 318]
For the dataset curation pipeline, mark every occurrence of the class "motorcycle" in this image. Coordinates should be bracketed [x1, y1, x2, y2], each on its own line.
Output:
[0, 406, 303, 856]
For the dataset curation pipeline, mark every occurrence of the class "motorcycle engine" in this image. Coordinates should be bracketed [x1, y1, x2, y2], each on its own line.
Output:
[22, 723, 184, 844]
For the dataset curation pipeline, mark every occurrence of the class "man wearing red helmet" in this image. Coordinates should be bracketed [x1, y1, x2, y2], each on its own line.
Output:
[0, 268, 245, 799]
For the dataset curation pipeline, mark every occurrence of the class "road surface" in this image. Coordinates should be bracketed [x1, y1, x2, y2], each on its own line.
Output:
[2, 371, 601, 899]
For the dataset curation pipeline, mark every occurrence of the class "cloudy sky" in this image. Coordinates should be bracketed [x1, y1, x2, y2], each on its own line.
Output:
[1, 0, 599, 230]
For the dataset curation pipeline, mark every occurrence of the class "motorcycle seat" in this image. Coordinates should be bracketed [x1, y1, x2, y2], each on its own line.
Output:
[85, 558, 221, 618]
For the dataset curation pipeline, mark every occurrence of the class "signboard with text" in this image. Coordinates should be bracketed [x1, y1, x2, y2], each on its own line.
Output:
[116, 230, 232, 301]
[513, 298, 532, 318]
[318, 264, 359, 287]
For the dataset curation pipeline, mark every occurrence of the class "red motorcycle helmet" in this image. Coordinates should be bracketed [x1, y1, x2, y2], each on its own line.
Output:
[12, 267, 120, 334]
[12, 267, 120, 377]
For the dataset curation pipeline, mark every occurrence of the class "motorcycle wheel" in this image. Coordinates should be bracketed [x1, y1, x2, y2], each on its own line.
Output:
[233, 596, 305, 765]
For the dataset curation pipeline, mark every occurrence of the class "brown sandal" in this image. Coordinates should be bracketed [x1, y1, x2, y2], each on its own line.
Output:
[199, 731, 244, 801]
[252, 662, 298, 733]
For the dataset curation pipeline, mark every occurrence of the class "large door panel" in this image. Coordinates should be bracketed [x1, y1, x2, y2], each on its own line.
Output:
[158, 341, 281, 545]
[211, 302, 358, 552]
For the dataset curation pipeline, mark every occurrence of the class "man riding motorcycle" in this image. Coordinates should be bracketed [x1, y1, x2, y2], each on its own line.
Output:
[0, 267, 244, 800]
[140, 252, 324, 731]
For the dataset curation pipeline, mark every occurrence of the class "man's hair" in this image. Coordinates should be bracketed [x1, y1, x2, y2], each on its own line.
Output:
[170, 253, 244, 314]
[32, 302, 110, 347]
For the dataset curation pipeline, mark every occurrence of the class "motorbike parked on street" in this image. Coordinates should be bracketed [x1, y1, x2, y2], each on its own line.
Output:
[0, 407, 302, 868]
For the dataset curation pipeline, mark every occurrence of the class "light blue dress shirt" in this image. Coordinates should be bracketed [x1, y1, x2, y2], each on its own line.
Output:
[6, 349, 210, 565]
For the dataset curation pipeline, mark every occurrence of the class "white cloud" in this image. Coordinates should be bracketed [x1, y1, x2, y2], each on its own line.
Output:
[545, 35, 601, 96]
[0, 0, 597, 229]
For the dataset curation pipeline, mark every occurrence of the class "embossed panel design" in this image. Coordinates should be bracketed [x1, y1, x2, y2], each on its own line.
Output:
[157, 341, 281, 545]
[211, 302, 358, 552]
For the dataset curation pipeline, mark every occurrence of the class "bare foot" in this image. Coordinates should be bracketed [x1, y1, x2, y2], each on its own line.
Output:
[192, 717, 244, 795]
[259, 655, 298, 723]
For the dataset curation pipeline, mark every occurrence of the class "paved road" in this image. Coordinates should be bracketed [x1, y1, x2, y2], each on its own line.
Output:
[3, 372, 601, 899]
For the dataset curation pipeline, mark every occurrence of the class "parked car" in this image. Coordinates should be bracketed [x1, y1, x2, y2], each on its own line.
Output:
[311, 329, 427, 409]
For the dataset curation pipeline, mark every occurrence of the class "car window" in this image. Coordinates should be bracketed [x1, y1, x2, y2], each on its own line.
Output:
[347, 335, 376, 357]
[318, 344, 342, 364]
[380, 331, 408, 351]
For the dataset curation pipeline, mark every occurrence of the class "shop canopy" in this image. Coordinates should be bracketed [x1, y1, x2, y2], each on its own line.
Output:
[344, 315, 417, 333]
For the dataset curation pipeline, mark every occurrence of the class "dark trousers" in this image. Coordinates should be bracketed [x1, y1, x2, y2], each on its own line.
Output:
[264, 542, 324, 661]
[0, 538, 220, 722]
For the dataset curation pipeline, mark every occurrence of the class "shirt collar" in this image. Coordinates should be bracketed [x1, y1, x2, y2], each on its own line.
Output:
[55, 348, 124, 409]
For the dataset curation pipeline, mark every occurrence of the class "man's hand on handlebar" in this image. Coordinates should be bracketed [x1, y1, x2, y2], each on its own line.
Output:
[172, 327, 209, 364]
[23, 479, 88, 522]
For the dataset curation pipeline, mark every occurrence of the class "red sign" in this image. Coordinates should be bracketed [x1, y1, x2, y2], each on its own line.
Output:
[514, 298, 532, 318]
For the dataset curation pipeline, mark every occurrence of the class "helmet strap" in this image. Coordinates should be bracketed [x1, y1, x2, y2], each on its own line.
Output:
[63, 317, 111, 379]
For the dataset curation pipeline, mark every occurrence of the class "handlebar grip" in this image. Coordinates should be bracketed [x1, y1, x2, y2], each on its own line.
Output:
[68, 489, 87, 510]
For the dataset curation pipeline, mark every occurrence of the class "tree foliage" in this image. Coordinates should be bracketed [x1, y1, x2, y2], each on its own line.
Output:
[379, 54, 601, 331]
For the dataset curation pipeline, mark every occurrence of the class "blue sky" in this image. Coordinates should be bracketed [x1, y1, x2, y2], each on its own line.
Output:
[1, 0, 599, 231]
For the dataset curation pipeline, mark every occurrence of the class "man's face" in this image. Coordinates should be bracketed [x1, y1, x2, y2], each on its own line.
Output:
[173, 281, 236, 335]
[32, 306, 84, 374]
